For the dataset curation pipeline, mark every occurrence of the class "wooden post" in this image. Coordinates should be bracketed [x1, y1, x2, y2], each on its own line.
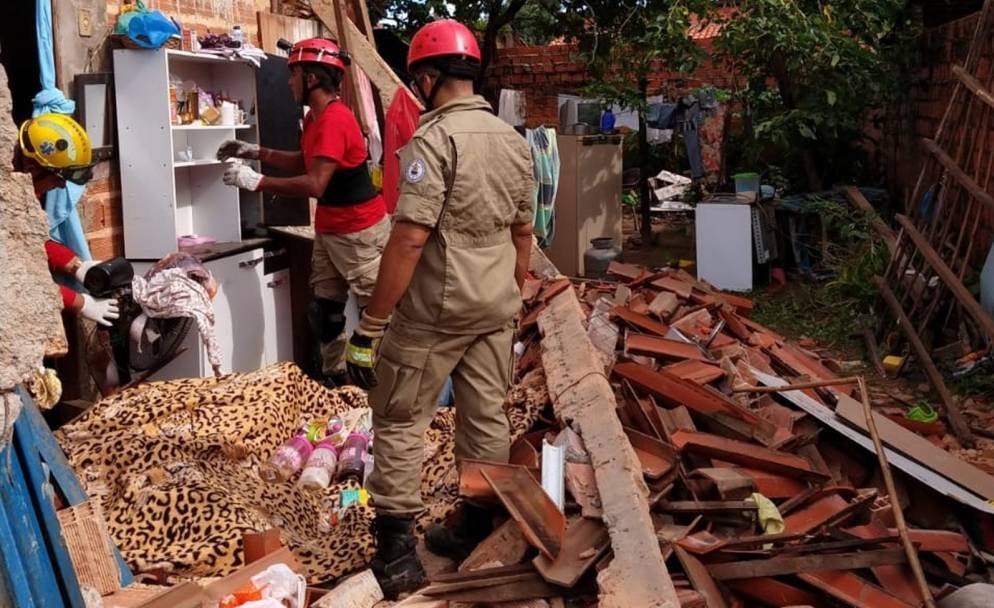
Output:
[857, 377, 937, 608]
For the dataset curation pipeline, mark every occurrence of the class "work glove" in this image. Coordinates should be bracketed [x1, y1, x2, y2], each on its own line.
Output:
[216, 139, 260, 161]
[223, 164, 264, 191]
[345, 311, 390, 390]
[74, 260, 101, 284]
[80, 294, 120, 327]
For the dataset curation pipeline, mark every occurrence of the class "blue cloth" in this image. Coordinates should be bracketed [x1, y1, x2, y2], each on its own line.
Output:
[127, 11, 180, 49]
[35, 0, 90, 261]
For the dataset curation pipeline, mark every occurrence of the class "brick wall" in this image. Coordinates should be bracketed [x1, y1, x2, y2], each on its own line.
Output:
[76, 0, 265, 259]
[876, 11, 994, 256]
[485, 40, 735, 129]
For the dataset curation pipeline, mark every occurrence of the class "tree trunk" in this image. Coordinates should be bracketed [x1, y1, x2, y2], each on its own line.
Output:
[770, 54, 823, 191]
[639, 77, 652, 243]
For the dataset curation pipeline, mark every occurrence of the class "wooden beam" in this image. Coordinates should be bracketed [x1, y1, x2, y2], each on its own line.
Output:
[310, 0, 420, 110]
[843, 186, 897, 255]
[539, 289, 682, 608]
[873, 276, 975, 446]
[856, 378, 937, 608]
[707, 548, 907, 581]
[953, 64, 994, 109]
[732, 376, 859, 393]
[921, 138, 994, 213]
[894, 214, 994, 342]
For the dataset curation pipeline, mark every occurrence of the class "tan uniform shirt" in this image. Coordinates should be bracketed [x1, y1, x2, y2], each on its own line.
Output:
[393, 95, 534, 334]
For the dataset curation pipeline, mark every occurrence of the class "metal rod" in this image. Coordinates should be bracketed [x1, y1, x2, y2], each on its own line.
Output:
[857, 377, 937, 608]
[732, 376, 860, 393]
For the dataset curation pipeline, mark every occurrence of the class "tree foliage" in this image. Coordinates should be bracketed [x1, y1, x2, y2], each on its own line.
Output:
[713, 0, 916, 189]
[368, 0, 533, 76]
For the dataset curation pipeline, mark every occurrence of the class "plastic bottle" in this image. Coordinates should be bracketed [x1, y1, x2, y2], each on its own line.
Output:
[231, 25, 244, 46]
[600, 108, 616, 133]
[299, 439, 339, 489]
[336, 432, 370, 482]
[325, 416, 348, 447]
[260, 435, 313, 482]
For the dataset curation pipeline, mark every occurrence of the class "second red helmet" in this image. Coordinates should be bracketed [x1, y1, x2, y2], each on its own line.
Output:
[288, 37, 351, 72]
[407, 20, 481, 70]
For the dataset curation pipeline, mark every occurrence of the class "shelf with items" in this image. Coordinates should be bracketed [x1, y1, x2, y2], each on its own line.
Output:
[114, 46, 262, 260]
[166, 49, 256, 65]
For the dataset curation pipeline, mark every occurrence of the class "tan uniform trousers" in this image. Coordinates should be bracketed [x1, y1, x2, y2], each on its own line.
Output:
[310, 215, 390, 375]
[366, 319, 515, 516]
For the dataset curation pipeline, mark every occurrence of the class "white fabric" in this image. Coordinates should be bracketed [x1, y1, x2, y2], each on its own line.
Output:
[355, 69, 383, 165]
[498, 89, 526, 126]
[132, 268, 223, 376]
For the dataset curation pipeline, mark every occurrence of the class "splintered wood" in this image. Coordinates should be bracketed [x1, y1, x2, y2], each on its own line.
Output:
[538, 289, 681, 608]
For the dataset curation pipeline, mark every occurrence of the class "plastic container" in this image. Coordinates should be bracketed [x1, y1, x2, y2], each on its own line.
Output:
[600, 109, 616, 133]
[231, 25, 244, 46]
[299, 439, 339, 490]
[260, 435, 313, 482]
[336, 432, 370, 482]
[583, 237, 619, 279]
[325, 416, 348, 447]
[734, 172, 761, 198]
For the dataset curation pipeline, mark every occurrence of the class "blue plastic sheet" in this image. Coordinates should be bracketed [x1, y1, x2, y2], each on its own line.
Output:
[34, 0, 90, 261]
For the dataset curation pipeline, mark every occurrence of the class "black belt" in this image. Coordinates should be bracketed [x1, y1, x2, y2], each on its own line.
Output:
[318, 163, 378, 207]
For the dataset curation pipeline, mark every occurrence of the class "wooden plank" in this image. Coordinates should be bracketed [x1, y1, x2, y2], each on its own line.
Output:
[709, 549, 907, 581]
[656, 501, 758, 514]
[16, 389, 133, 587]
[674, 546, 728, 608]
[533, 517, 610, 587]
[872, 277, 975, 446]
[611, 307, 671, 336]
[256, 12, 320, 55]
[310, 0, 420, 110]
[894, 214, 994, 342]
[844, 186, 897, 255]
[835, 393, 994, 500]
[625, 334, 710, 362]
[538, 290, 682, 608]
[953, 64, 994, 109]
[799, 570, 914, 608]
[921, 138, 994, 213]
[670, 430, 825, 479]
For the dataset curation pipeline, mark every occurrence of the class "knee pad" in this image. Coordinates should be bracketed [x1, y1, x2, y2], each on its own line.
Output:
[308, 298, 347, 344]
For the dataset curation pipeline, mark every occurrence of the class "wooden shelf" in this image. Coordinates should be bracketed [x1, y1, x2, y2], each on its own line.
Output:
[172, 124, 252, 131]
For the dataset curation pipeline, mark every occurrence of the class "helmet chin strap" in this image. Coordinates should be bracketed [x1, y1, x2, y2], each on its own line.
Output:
[416, 71, 449, 112]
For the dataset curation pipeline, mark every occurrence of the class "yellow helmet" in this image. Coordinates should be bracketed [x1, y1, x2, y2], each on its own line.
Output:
[19, 113, 94, 184]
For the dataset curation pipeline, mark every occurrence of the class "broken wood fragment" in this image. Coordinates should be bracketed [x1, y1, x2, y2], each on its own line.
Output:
[460, 519, 530, 573]
[708, 549, 907, 581]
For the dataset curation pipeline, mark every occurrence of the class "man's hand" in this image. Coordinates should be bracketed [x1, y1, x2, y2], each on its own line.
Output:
[217, 140, 260, 161]
[80, 294, 120, 327]
[223, 164, 264, 191]
[345, 311, 391, 389]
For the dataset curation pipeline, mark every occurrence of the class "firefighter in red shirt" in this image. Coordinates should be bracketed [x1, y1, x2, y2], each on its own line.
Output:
[218, 38, 388, 386]
[15, 113, 119, 327]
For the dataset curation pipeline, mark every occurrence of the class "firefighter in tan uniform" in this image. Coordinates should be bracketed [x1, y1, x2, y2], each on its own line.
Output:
[344, 19, 535, 599]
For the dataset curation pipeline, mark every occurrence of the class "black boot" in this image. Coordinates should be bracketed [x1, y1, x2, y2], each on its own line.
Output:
[424, 503, 495, 562]
[322, 371, 350, 389]
[371, 514, 428, 600]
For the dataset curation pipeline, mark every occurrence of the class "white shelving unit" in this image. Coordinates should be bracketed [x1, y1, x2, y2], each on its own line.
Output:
[114, 47, 263, 260]
[114, 48, 293, 378]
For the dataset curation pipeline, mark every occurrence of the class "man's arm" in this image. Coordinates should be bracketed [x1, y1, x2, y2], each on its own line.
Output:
[511, 222, 534, 291]
[259, 157, 336, 198]
[364, 222, 432, 319]
[259, 148, 306, 173]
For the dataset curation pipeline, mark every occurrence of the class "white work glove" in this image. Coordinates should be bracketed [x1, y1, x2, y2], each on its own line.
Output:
[216, 139, 260, 161]
[74, 260, 101, 284]
[223, 164, 264, 191]
[80, 294, 120, 327]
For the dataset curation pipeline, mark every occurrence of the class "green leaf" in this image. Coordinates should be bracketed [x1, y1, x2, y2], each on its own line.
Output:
[827, 90, 837, 106]
[798, 124, 816, 139]
[831, 53, 840, 66]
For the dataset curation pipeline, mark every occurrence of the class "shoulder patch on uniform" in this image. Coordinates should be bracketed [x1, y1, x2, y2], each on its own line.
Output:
[405, 158, 427, 184]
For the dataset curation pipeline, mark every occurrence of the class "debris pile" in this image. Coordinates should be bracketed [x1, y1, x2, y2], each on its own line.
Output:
[414, 259, 993, 607]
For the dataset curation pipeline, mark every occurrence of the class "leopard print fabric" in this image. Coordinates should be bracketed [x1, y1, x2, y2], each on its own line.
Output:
[56, 362, 547, 583]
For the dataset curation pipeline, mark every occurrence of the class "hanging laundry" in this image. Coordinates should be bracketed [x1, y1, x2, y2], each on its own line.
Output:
[382, 90, 421, 214]
[498, 89, 526, 126]
[526, 127, 560, 247]
[356, 69, 383, 165]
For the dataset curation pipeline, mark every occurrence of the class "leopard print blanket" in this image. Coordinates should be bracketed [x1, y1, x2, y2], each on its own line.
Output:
[55, 362, 547, 583]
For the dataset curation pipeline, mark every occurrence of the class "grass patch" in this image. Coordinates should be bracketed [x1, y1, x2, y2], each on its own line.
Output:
[749, 282, 866, 355]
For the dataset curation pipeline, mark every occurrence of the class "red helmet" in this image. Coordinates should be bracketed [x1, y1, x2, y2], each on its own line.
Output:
[288, 38, 351, 72]
[407, 20, 481, 70]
